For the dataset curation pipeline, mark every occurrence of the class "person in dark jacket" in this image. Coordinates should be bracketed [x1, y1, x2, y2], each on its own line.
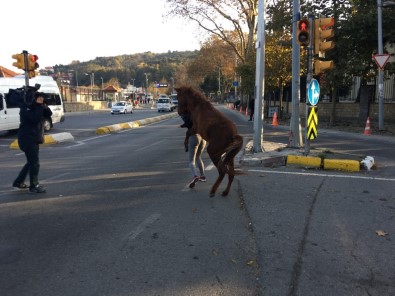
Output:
[248, 97, 255, 121]
[179, 114, 207, 188]
[13, 92, 52, 193]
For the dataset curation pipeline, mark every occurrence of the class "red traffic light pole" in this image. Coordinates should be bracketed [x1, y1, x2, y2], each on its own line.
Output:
[304, 15, 314, 155]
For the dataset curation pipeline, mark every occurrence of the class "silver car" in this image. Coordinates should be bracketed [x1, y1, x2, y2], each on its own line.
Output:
[111, 101, 134, 114]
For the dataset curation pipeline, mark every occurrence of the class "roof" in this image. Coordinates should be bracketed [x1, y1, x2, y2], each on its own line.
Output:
[103, 85, 120, 93]
[0, 66, 19, 78]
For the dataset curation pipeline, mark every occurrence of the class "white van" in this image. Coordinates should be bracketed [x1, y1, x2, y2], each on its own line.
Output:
[0, 75, 65, 132]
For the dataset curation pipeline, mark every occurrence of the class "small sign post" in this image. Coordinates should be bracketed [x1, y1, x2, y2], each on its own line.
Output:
[373, 54, 390, 69]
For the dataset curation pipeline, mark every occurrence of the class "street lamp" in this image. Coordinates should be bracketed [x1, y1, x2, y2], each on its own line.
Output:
[377, 0, 395, 130]
[130, 78, 136, 101]
[101, 77, 104, 100]
[144, 73, 150, 97]
[84, 73, 94, 101]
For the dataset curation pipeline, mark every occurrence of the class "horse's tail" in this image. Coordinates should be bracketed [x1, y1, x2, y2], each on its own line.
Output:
[219, 134, 243, 175]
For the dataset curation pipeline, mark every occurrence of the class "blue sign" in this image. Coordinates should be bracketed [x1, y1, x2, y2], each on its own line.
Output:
[233, 81, 239, 87]
[307, 79, 320, 106]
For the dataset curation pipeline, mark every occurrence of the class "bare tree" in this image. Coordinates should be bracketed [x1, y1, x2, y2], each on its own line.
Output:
[165, 0, 258, 64]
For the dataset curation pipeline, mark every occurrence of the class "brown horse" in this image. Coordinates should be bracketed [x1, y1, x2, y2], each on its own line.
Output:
[175, 86, 243, 197]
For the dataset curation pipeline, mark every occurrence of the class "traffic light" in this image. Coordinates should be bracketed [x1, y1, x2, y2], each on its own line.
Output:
[297, 18, 310, 46]
[314, 17, 334, 57]
[27, 54, 39, 78]
[314, 60, 334, 75]
[12, 54, 25, 70]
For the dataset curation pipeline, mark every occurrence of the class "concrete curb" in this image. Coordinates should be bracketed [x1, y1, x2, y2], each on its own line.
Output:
[240, 140, 361, 172]
[96, 112, 178, 135]
[9, 132, 74, 150]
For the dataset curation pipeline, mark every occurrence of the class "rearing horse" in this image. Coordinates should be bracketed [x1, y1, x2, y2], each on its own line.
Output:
[175, 86, 243, 197]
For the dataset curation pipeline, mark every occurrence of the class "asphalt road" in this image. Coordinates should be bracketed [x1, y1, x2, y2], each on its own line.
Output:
[0, 106, 394, 296]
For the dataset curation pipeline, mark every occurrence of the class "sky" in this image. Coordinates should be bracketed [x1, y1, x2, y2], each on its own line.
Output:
[1, 0, 203, 72]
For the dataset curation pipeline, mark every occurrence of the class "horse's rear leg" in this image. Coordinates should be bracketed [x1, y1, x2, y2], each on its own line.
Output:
[208, 154, 224, 197]
[210, 171, 226, 197]
[221, 159, 235, 196]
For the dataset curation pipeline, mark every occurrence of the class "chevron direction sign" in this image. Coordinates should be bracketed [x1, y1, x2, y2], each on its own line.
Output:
[307, 106, 318, 140]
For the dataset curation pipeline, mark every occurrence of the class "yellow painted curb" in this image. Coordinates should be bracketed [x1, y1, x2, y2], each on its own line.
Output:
[323, 159, 360, 172]
[287, 155, 322, 168]
[44, 135, 57, 144]
[95, 112, 179, 135]
[9, 140, 19, 149]
[96, 126, 111, 134]
[9, 135, 57, 149]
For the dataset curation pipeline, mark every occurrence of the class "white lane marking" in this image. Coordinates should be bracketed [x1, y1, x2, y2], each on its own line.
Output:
[205, 163, 215, 171]
[67, 134, 111, 148]
[44, 173, 70, 181]
[124, 213, 161, 242]
[248, 169, 395, 182]
[134, 140, 166, 152]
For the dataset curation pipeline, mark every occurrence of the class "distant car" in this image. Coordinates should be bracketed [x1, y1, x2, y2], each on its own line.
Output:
[169, 94, 178, 110]
[111, 101, 133, 114]
[157, 98, 173, 112]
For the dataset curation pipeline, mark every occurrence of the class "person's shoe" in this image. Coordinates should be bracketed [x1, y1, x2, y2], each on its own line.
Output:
[13, 182, 28, 189]
[189, 176, 199, 188]
[29, 185, 46, 194]
[199, 176, 207, 182]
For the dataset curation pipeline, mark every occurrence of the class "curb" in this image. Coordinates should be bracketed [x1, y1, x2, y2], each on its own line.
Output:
[9, 132, 74, 150]
[242, 153, 361, 172]
[96, 112, 178, 134]
[241, 140, 361, 172]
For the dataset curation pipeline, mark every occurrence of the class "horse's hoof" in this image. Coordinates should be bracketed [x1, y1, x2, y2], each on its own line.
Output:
[209, 192, 215, 198]
[221, 191, 229, 197]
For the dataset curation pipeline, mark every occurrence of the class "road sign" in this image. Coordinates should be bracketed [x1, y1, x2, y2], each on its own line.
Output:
[308, 78, 320, 106]
[373, 54, 390, 69]
[307, 106, 318, 140]
[233, 81, 239, 87]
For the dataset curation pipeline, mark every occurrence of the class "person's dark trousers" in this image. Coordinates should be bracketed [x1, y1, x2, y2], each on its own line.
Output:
[14, 142, 40, 188]
[249, 111, 254, 121]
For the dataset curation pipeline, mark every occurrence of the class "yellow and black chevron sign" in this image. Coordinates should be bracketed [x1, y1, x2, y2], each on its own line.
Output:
[307, 106, 318, 140]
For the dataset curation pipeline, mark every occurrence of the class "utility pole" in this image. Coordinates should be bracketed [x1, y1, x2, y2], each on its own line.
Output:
[289, 0, 303, 148]
[252, 0, 266, 153]
[377, 0, 384, 130]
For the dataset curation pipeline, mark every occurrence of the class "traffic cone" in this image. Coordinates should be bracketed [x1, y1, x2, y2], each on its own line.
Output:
[240, 106, 243, 113]
[363, 117, 372, 135]
[272, 112, 279, 126]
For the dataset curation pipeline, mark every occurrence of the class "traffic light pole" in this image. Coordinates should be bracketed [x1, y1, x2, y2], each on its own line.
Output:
[22, 50, 29, 87]
[304, 15, 314, 155]
[289, 0, 302, 148]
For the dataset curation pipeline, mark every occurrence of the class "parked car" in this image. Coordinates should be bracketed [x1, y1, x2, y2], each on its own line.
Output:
[157, 98, 173, 112]
[111, 101, 133, 114]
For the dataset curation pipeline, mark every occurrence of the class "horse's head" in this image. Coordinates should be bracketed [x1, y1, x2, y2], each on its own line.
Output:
[174, 86, 191, 116]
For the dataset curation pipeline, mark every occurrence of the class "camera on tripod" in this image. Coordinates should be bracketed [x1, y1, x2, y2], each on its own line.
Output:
[6, 83, 41, 107]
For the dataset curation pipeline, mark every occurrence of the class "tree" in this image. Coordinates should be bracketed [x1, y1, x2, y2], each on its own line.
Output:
[165, 0, 259, 96]
[186, 36, 239, 97]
